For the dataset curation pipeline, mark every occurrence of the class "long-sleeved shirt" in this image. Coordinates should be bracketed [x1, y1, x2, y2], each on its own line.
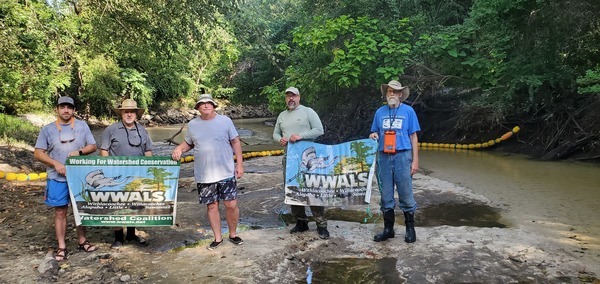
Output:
[273, 105, 324, 142]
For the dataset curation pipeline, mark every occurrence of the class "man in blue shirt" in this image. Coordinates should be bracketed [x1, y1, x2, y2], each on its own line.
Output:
[369, 80, 420, 243]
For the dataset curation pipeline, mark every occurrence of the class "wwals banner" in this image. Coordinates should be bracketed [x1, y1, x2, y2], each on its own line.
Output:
[285, 139, 378, 206]
[66, 156, 180, 226]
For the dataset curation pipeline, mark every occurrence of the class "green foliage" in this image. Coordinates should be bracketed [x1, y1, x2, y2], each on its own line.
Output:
[263, 84, 287, 114]
[0, 1, 74, 114]
[77, 55, 123, 118]
[1, 0, 240, 117]
[227, 0, 300, 105]
[0, 114, 40, 146]
[577, 67, 600, 95]
[282, 15, 413, 109]
[120, 68, 154, 110]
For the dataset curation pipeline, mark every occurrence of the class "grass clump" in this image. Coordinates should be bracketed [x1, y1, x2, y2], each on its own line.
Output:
[0, 114, 40, 146]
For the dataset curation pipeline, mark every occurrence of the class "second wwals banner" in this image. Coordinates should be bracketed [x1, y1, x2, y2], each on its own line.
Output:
[284, 139, 378, 206]
[65, 156, 180, 226]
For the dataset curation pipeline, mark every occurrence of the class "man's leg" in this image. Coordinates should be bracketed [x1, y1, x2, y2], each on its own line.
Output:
[207, 202, 222, 241]
[112, 228, 125, 248]
[310, 206, 329, 239]
[55, 206, 68, 249]
[223, 199, 239, 238]
[290, 205, 309, 233]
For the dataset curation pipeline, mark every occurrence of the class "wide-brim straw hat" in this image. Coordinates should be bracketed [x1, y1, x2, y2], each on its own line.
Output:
[380, 80, 410, 102]
[114, 99, 145, 117]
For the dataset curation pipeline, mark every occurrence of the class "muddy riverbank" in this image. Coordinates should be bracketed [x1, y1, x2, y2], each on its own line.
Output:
[0, 150, 599, 283]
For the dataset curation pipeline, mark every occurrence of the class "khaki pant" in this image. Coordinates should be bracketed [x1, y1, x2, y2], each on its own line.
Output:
[291, 205, 327, 228]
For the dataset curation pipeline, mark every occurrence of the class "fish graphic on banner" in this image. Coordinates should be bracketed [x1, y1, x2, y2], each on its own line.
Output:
[285, 139, 378, 207]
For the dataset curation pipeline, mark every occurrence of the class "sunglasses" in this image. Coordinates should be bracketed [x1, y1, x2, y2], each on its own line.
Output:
[123, 121, 142, 147]
[55, 118, 76, 143]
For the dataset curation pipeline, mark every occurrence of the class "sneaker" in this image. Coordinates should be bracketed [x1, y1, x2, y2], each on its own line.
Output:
[317, 227, 330, 239]
[207, 239, 223, 250]
[229, 236, 244, 245]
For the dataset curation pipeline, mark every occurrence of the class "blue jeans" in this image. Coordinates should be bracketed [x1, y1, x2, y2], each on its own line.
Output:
[376, 150, 417, 213]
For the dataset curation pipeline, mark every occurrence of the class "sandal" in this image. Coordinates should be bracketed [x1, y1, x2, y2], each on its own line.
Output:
[54, 248, 68, 261]
[77, 240, 98, 252]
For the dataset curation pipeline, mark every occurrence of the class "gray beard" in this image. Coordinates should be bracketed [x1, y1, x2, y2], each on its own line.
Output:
[387, 97, 399, 107]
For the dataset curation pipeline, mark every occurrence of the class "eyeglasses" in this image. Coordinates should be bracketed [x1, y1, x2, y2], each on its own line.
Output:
[123, 121, 142, 147]
[55, 118, 76, 143]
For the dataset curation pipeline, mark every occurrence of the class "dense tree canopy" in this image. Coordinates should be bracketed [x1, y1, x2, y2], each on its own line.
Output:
[1, 0, 599, 157]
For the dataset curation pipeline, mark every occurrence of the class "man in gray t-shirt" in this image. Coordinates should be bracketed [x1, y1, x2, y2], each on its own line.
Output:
[34, 96, 98, 260]
[101, 99, 153, 248]
[171, 94, 244, 250]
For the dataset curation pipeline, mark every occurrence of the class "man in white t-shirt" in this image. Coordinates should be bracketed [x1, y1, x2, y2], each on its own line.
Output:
[171, 94, 244, 250]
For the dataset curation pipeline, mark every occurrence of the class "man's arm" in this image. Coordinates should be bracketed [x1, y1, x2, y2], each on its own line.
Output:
[100, 149, 109, 157]
[72, 144, 97, 157]
[230, 137, 244, 179]
[171, 141, 192, 161]
[273, 116, 288, 146]
[296, 108, 324, 141]
[34, 148, 66, 176]
[410, 132, 419, 175]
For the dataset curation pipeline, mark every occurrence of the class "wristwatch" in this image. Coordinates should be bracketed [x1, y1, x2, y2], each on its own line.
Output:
[79, 150, 84, 156]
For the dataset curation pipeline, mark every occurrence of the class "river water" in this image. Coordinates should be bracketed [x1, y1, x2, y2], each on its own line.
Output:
[123, 118, 600, 253]
[420, 149, 600, 253]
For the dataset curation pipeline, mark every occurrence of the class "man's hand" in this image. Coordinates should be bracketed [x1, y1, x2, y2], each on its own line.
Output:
[54, 163, 66, 176]
[279, 137, 288, 146]
[235, 164, 244, 179]
[171, 148, 183, 161]
[369, 132, 379, 140]
[289, 134, 302, 143]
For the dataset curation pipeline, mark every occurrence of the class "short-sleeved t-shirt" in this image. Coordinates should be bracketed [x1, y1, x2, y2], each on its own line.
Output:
[184, 114, 239, 183]
[35, 119, 96, 181]
[100, 121, 153, 156]
[370, 104, 421, 151]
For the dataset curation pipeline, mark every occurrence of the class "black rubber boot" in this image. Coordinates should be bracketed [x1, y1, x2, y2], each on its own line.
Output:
[125, 227, 137, 239]
[290, 220, 309, 233]
[111, 228, 125, 248]
[126, 227, 148, 245]
[404, 211, 416, 243]
[374, 210, 395, 242]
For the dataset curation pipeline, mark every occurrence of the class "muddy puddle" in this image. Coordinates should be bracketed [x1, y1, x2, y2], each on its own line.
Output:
[277, 202, 506, 229]
[305, 257, 403, 284]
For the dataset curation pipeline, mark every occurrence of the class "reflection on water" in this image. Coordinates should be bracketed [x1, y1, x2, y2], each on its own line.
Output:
[144, 117, 280, 153]
[307, 257, 403, 284]
[282, 204, 506, 228]
[420, 148, 600, 248]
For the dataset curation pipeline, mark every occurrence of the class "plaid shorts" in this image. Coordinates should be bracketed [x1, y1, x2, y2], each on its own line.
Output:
[197, 177, 238, 204]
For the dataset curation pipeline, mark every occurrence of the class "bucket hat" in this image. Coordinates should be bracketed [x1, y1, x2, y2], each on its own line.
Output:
[380, 80, 409, 102]
[194, 94, 218, 109]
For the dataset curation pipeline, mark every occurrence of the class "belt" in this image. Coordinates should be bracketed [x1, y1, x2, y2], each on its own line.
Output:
[380, 149, 410, 155]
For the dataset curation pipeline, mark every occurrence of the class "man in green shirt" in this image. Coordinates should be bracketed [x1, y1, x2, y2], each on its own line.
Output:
[273, 87, 329, 239]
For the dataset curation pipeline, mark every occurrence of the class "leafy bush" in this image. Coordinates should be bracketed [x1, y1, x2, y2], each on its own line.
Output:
[0, 114, 40, 146]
